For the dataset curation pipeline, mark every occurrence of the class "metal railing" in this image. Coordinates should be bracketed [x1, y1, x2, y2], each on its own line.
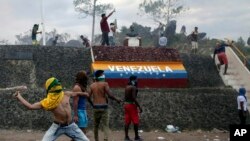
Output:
[232, 45, 250, 71]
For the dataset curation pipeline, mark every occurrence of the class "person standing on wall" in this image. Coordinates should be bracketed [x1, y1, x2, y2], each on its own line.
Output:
[52, 36, 58, 46]
[158, 33, 168, 47]
[109, 23, 116, 46]
[190, 27, 198, 54]
[100, 10, 115, 46]
[32, 24, 42, 45]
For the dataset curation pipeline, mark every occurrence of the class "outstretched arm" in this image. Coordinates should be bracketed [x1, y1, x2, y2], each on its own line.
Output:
[104, 83, 121, 103]
[65, 91, 89, 97]
[87, 87, 94, 107]
[0, 85, 27, 92]
[107, 9, 115, 18]
[15, 91, 42, 110]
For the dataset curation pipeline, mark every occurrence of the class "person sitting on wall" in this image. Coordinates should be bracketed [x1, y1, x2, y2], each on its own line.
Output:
[80, 35, 90, 48]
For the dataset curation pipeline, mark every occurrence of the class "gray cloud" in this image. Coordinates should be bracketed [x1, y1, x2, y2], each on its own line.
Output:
[0, 0, 249, 44]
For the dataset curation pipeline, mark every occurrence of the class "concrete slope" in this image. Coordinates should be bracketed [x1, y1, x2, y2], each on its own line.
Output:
[214, 47, 250, 110]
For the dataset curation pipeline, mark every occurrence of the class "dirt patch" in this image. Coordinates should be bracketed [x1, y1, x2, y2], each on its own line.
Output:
[0, 129, 229, 141]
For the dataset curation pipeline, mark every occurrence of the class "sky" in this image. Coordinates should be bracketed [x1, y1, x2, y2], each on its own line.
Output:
[0, 0, 250, 44]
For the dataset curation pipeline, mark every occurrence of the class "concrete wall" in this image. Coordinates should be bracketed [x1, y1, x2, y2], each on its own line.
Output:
[0, 88, 239, 130]
[0, 45, 241, 131]
[0, 45, 92, 88]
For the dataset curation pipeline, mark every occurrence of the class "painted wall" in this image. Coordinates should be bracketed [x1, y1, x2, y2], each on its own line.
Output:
[0, 45, 239, 131]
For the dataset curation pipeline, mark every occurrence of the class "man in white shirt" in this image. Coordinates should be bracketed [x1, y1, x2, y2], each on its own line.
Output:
[109, 23, 116, 46]
[158, 33, 168, 47]
[237, 87, 248, 125]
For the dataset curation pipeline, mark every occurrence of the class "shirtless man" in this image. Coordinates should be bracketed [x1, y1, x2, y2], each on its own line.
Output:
[124, 75, 143, 141]
[89, 70, 121, 141]
[14, 77, 89, 141]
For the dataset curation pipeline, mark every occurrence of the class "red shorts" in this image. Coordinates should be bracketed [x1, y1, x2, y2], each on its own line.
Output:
[124, 104, 139, 125]
[218, 52, 228, 65]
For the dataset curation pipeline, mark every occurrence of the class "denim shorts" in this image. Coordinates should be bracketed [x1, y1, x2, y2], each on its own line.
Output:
[77, 109, 88, 128]
[41, 122, 89, 141]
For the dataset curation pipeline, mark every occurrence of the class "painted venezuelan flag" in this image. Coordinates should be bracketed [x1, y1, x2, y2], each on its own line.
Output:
[91, 61, 188, 88]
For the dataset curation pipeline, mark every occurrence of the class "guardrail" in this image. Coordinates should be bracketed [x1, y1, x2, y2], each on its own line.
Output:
[224, 39, 250, 70]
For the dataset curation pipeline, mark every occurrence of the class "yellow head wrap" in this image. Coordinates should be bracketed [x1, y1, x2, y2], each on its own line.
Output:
[40, 77, 64, 111]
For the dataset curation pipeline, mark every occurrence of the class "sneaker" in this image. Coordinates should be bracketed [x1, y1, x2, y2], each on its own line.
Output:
[124, 137, 132, 141]
[134, 137, 143, 141]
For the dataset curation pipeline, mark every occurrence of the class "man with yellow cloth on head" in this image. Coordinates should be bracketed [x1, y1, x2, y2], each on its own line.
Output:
[14, 77, 90, 141]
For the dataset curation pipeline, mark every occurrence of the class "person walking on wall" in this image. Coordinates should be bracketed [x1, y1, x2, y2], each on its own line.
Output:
[213, 41, 233, 75]
[100, 10, 115, 46]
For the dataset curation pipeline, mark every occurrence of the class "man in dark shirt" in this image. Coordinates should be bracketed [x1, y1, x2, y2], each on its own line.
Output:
[190, 27, 198, 54]
[80, 35, 90, 47]
[52, 36, 58, 46]
[124, 75, 143, 141]
[32, 24, 42, 45]
[100, 10, 115, 46]
[213, 41, 232, 75]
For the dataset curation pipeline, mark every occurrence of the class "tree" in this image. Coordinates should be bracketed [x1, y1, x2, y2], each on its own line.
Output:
[0, 39, 9, 45]
[118, 23, 153, 46]
[15, 30, 32, 45]
[45, 29, 71, 46]
[73, 0, 113, 17]
[247, 36, 250, 46]
[139, 0, 187, 24]
[235, 37, 245, 48]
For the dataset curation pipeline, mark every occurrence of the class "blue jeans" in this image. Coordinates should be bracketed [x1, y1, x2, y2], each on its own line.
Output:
[42, 122, 89, 141]
[101, 32, 109, 46]
[109, 36, 115, 46]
